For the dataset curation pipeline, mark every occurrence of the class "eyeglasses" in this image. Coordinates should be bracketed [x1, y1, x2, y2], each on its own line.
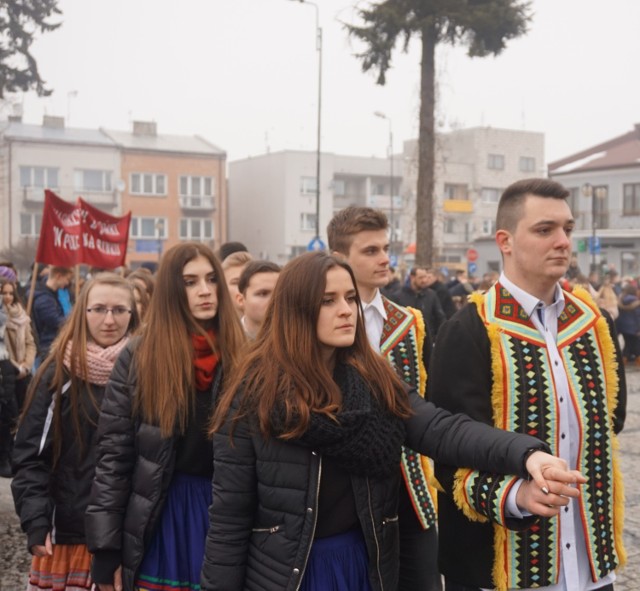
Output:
[87, 306, 132, 318]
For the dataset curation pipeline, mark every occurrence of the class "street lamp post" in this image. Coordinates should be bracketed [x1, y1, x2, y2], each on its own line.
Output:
[374, 111, 394, 256]
[289, 0, 322, 241]
[581, 183, 608, 273]
[156, 219, 165, 262]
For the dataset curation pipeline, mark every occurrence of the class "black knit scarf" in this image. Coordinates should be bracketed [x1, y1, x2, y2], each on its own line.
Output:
[272, 363, 406, 479]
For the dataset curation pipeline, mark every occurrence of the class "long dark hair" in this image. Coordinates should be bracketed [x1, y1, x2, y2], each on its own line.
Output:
[134, 242, 246, 437]
[212, 252, 411, 438]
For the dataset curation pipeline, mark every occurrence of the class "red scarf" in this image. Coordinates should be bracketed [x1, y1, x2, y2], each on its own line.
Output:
[191, 330, 219, 391]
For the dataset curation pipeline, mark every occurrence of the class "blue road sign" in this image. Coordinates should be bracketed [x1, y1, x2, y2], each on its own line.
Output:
[468, 262, 478, 275]
[589, 236, 601, 254]
[389, 254, 398, 268]
[307, 237, 326, 252]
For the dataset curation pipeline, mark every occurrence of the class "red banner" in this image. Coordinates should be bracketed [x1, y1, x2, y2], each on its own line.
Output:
[36, 190, 131, 269]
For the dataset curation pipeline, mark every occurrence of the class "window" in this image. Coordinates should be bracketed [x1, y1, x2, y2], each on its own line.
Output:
[74, 169, 112, 192]
[130, 173, 167, 196]
[332, 179, 345, 196]
[179, 175, 214, 197]
[373, 182, 385, 196]
[300, 213, 317, 231]
[444, 219, 456, 234]
[130, 217, 167, 239]
[300, 177, 317, 195]
[179, 218, 214, 241]
[481, 188, 501, 203]
[567, 187, 581, 219]
[444, 183, 468, 200]
[487, 154, 505, 170]
[482, 220, 496, 235]
[179, 175, 215, 208]
[623, 183, 640, 215]
[519, 157, 536, 173]
[19, 166, 59, 189]
[20, 212, 42, 237]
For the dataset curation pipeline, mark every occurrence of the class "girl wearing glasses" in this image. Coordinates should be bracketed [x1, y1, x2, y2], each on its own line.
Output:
[86, 243, 246, 591]
[201, 252, 585, 591]
[11, 273, 139, 591]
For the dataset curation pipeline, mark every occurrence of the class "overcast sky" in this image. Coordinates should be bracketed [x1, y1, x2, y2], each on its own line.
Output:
[11, 0, 640, 166]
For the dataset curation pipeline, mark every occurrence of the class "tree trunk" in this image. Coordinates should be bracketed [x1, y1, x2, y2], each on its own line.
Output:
[415, 23, 436, 267]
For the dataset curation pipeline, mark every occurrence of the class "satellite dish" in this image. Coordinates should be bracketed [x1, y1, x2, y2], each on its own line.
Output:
[116, 179, 126, 192]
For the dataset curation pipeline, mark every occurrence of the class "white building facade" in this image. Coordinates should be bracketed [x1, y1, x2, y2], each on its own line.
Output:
[401, 127, 545, 275]
[549, 123, 640, 277]
[228, 150, 402, 263]
[0, 116, 121, 257]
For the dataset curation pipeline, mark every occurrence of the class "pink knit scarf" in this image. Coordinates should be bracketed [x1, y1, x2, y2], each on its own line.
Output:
[63, 337, 129, 385]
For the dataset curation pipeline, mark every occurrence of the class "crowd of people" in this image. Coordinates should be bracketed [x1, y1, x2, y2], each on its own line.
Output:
[0, 176, 629, 591]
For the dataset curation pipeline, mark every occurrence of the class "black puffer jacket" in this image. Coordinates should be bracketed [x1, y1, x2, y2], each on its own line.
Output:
[11, 364, 104, 550]
[200, 383, 549, 591]
[85, 342, 223, 591]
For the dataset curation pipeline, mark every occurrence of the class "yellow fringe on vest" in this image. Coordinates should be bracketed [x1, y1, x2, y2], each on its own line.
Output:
[407, 305, 428, 395]
[407, 306, 437, 508]
[492, 524, 509, 591]
[472, 291, 515, 590]
[452, 468, 489, 523]
[584, 289, 627, 569]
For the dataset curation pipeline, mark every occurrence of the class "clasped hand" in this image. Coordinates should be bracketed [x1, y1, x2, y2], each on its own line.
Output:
[520, 451, 587, 517]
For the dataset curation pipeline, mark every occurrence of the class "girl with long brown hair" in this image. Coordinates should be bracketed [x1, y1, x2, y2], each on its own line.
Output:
[11, 273, 139, 591]
[1, 278, 37, 412]
[86, 242, 246, 591]
[201, 252, 585, 591]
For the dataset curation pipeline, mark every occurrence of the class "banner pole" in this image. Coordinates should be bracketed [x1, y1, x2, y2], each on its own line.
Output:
[75, 265, 80, 301]
[26, 261, 39, 317]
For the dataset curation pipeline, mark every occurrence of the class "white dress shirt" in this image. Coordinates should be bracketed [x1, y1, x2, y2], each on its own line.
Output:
[361, 289, 387, 352]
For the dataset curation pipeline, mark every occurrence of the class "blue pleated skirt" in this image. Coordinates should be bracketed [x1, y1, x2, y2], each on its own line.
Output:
[135, 472, 212, 591]
[300, 528, 373, 591]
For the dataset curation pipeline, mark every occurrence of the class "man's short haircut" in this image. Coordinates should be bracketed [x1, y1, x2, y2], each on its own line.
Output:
[49, 265, 73, 277]
[221, 251, 253, 271]
[497, 178, 570, 233]
[238, 260, 281, 295]
[217, 241, 249, 262]
[327, 206, 388, 254]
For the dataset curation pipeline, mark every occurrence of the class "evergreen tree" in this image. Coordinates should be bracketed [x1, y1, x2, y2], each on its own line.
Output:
[347, 0, 530, 266]
[0, 0, 62, 98]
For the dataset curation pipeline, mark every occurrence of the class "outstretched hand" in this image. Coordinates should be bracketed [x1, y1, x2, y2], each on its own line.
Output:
[522, 451, 586, 516]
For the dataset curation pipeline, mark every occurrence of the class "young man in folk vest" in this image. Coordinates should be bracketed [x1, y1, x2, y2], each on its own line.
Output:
[429, 178, 627, 591]
[328, 206, 441, 591]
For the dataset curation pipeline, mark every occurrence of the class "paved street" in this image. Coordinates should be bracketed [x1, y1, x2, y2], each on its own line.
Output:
[1, 366, 639, 590]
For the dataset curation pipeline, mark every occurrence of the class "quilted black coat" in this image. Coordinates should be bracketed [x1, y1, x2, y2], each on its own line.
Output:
[200, 384, 549, 591]
[85, 342, 223, 591]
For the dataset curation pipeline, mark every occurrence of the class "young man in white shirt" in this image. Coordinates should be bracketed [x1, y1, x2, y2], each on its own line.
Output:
[429, 178, 626, 591]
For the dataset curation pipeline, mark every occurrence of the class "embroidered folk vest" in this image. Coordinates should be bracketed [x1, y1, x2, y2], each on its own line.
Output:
[380, 296, 437, 529]
[453, 284, 625, 590]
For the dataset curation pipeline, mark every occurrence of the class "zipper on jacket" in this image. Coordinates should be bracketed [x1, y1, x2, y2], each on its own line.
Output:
[295, 453, 321, 591]
[366, 478, 384, 590]
[252, 525, 281, 534]
[382, 515, 398, 525]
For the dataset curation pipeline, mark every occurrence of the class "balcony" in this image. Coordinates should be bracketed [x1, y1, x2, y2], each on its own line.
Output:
[20, 187, 48, 205]
[179, 195, 216, 211]
[443, 199, 473, 214]
[366, 194, 402, 210]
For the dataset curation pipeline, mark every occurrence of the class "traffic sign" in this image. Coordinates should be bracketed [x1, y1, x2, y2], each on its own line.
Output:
[307, 237, 326, 252]
[589, 236, 601, 254]
[466, 248, 479, 262]
[468, 262, 477, 275]
[389, 254, 398, 268]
